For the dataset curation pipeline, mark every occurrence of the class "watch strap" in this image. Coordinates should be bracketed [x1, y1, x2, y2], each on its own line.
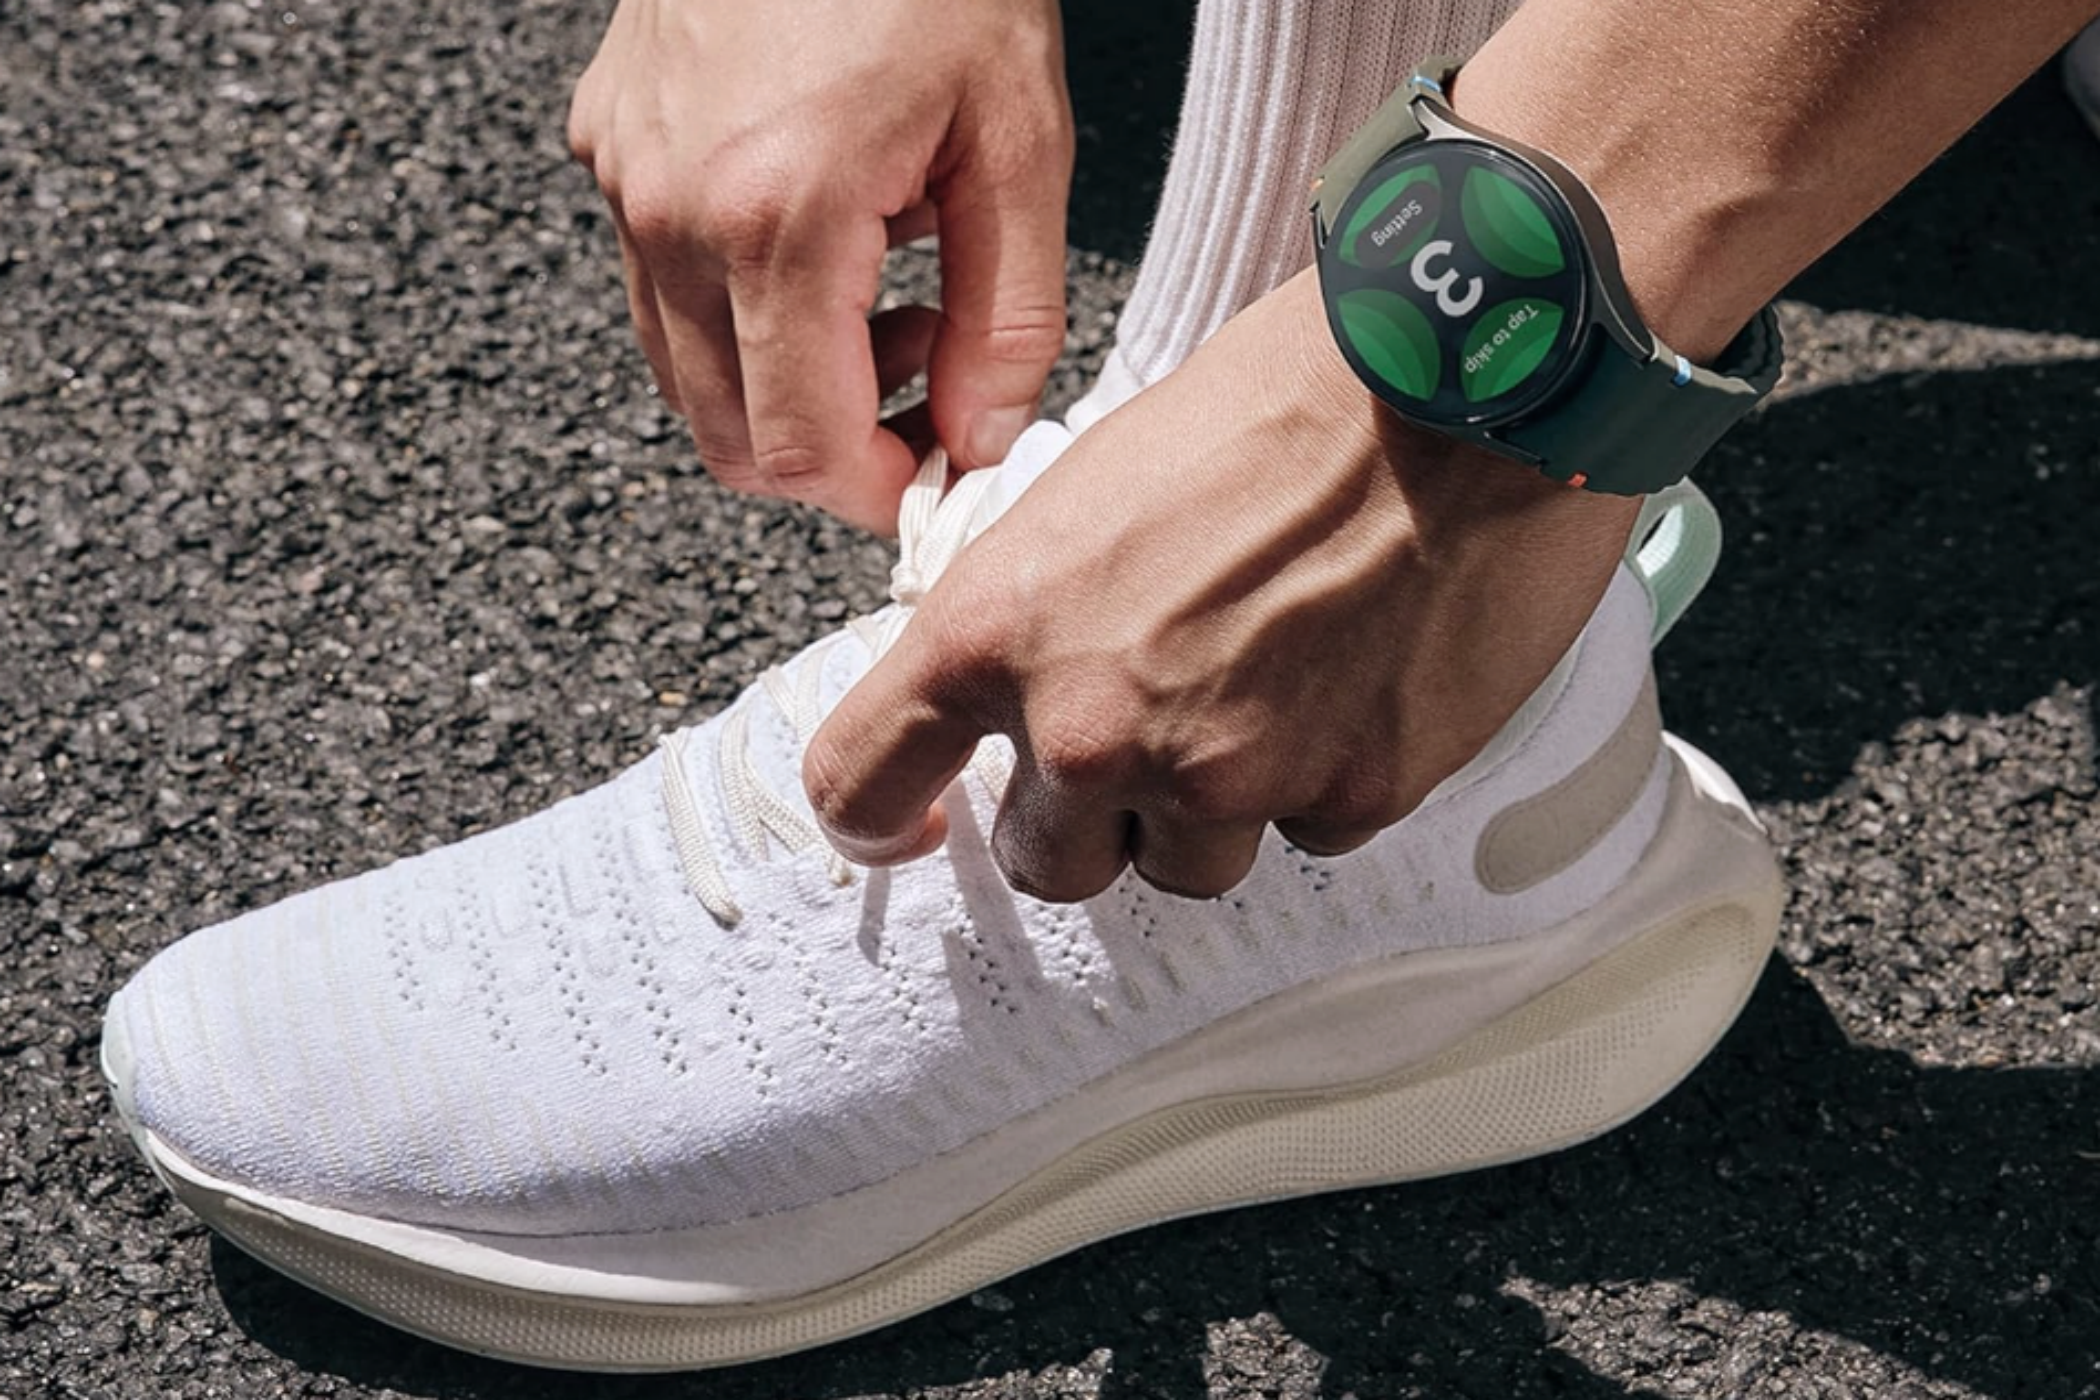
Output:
[1310, 57, 1461, 239]
[1499, 305, 1785, 495]
[1313, 57, 1785, 495]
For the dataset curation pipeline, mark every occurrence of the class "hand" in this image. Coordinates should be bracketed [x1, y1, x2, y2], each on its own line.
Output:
[567, 0, 1073, 532]
[803, 269, 1643, 900]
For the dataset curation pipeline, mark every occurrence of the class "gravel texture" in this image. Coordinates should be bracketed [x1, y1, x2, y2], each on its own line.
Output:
[3, 2, 2099, 1397]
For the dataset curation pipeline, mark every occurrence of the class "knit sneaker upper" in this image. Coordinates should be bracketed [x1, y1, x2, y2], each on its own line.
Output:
[106, 423, 1669, 1239]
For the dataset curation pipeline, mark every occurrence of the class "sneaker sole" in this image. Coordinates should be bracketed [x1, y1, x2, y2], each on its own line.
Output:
[105, 734, 1783, 1373]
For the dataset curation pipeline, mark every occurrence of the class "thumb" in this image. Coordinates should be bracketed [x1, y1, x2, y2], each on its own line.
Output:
[804, 612, 995, 866]
[928, 104, 1075, 470]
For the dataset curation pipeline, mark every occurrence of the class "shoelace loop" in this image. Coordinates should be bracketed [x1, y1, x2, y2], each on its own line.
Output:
[660, 449, 1006, 925]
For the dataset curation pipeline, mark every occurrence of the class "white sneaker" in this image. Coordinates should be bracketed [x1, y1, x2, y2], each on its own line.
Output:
[101, 423, 1781, 1372]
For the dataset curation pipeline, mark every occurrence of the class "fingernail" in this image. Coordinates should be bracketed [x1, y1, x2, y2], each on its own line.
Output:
[823, 811, 945, 867]
[967, 405, 1033, 468]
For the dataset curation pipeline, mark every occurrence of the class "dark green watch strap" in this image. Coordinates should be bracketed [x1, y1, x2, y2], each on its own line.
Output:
[1310, 57, 1461, 238]
[1500, 306, 1785, 494]
[1312, 56, 1784, 496]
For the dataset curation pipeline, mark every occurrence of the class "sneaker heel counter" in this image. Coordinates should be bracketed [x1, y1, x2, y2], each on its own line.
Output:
[1473, 669, 1662, 896]
[1462, 567, 1667, 897]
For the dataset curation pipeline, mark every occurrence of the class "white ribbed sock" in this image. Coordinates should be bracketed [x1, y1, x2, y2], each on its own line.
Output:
[1069, 0, 1523, 432]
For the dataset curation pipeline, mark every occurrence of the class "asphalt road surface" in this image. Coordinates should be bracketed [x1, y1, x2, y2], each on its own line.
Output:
[4, 2, 2100, 1397]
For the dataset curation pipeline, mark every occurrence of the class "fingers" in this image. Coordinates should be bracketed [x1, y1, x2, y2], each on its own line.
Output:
[871, 309, 941, 479]
[724, 203, 923, 532]
[631, 232, 934, 531]
[1275, 768, 1425, 857]
[869, 304, 940, 402]
[1128, 816, 1265, 900]
[885, 200, 938, 248]
[1271, 818, 1384, 859]
[618, 161, 922, 530]
[989, 752, 1135, 902]
[804, 614, 992, 866]
[927, 104, 1075, 469]
[613, 219, 680, 411]
[811, 645, 1383, 900]
[879, 400, 938, 467]
[652, 270, 751, 476]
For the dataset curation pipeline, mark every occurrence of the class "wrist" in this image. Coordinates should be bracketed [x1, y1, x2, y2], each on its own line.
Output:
[1281, 270, 1641, 553]
[1447, 49, 1786, 365]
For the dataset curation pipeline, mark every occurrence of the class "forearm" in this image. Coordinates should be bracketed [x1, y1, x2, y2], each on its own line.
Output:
[1454, 0, 2100, 361]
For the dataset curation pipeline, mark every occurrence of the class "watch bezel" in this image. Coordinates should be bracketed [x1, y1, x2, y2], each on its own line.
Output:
[1315, 93, 1657, 444]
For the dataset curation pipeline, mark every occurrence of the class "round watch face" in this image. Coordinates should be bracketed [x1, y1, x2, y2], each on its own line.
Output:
[1321, 138, 1590, 428]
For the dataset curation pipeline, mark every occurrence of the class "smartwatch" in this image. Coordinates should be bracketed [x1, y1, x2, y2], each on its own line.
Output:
[1310, 59, 1783, 495]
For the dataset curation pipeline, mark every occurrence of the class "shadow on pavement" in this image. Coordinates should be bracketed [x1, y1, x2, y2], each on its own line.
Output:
[209, 43, 2100, 1400]
[1787, 69, 2100, 338]
[1663, 358, 2100, 804]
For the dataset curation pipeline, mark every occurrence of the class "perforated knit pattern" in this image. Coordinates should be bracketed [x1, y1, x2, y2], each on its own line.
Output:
[1069, 0, 1523, 430]
[109, 424, 1666, 1241]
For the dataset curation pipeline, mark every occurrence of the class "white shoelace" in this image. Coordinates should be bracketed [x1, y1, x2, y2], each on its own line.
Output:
[659, 449, 1010, 925]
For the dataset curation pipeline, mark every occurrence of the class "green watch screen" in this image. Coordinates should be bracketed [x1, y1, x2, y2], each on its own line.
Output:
[1322, 139, 1588, 427]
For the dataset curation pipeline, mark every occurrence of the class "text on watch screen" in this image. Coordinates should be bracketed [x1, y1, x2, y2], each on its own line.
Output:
[1330, 141, 1584, 423]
